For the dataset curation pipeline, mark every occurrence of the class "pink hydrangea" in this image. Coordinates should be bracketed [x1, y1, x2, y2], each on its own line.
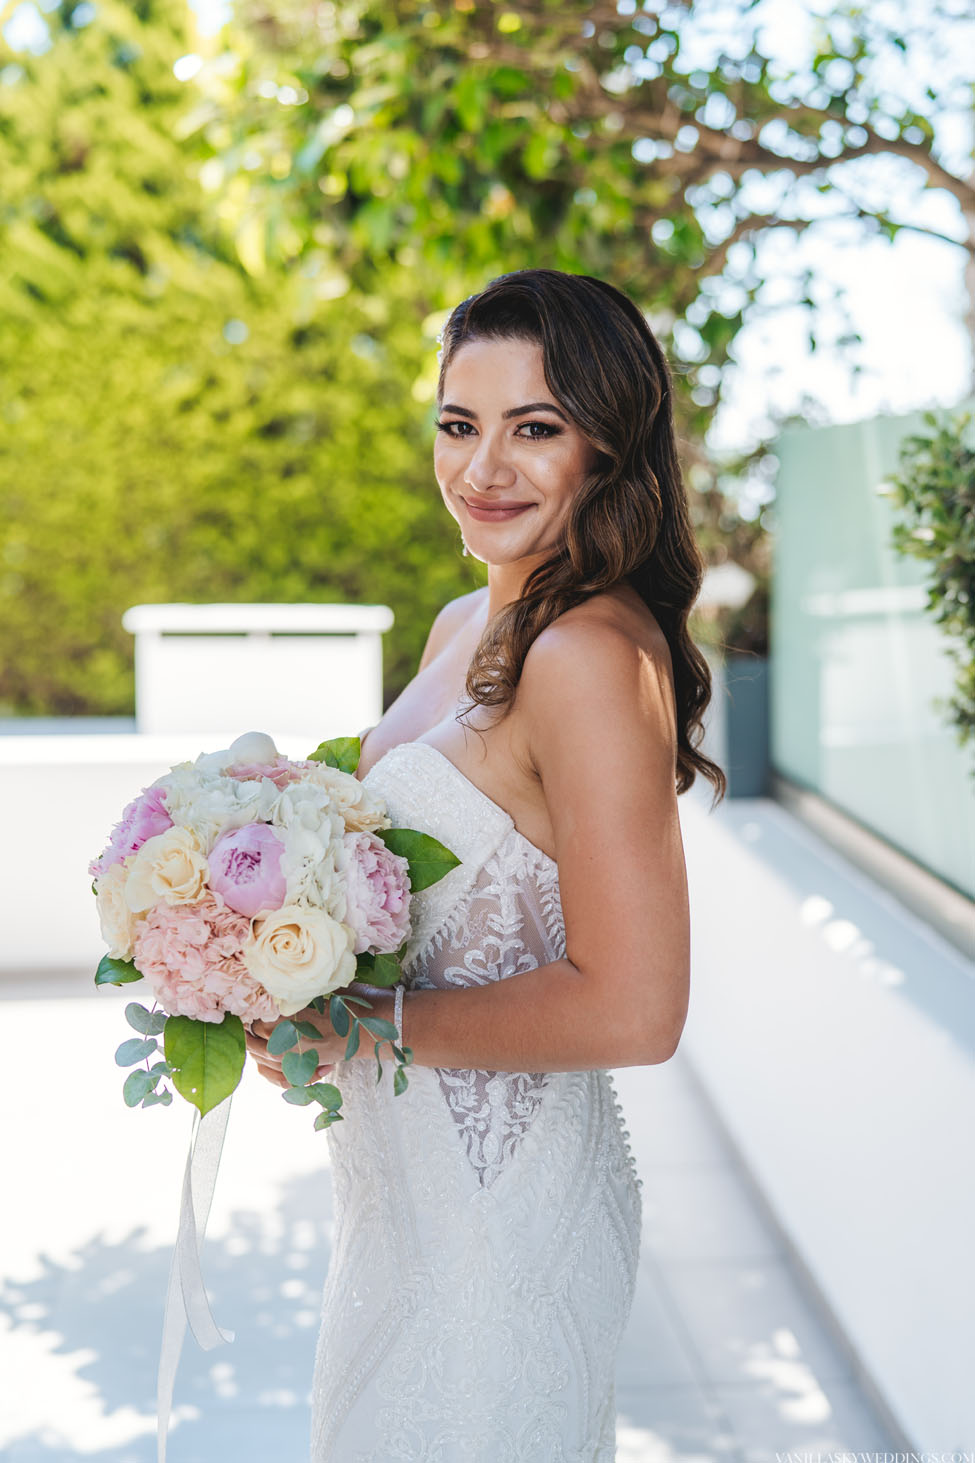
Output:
[209, 822, 287, 918]
[89, 785, 173, 880]
[132, 891, 278, 1024]
[342, 831, 412, 955]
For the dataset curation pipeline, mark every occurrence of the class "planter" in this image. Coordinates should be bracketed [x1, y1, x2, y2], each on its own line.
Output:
[724, 652, 770, 797]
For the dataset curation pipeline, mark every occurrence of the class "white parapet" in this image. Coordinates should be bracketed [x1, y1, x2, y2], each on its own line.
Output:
[121, 602, 394, 736]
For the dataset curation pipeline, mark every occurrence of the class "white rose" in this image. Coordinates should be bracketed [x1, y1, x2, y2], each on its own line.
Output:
[242, 904, 356, 1016]
[124, 826, 210, 913]
[95, 860, 144, 960]
[303, 762, 391, 833]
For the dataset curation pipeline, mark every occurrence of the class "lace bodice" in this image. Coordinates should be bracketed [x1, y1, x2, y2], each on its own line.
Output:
[370, 742, 564, 1188]
[311, 740, 643, 1462]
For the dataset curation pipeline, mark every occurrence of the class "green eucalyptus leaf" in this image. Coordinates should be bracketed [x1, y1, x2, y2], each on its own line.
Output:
[267, 1020, 299, 1055]
[282, 1048, 319, 1086]
[329, 997, 350, 1038]
[123, 1069, 157, 1107]
[294, 1020, 324, 1040]
[142, 1086, 173, 1107]
[307, 736, 360, 773]
[125, 1003, 167, 1036]
[344, 1021, 360, 1060]
[95, 955, 143, 987]
[306, 1081, 342, 1108]
[282, 1084, 315, 1105]
[376, 827, 461, 891]
[313, 1110, 342, 1131]
[115, 1036, 158, 1067]
[359, 1016, 398, 1041]
[393, 1065, 409, 1096]
[164, 1013, 246, 1116]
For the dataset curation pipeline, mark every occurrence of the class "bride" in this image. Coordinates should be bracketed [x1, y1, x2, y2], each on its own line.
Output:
[245, 267, 726, 1461]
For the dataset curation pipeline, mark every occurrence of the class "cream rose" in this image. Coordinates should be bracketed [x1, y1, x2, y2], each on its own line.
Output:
[124, 826, 210, 913]
[303, 763, 390, 833]
[242, 903, 356, 1016]
[95, 860, 144, 960]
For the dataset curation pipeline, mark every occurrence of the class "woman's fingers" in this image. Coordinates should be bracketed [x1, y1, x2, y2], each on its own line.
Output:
[255, 1061, 289, 1089]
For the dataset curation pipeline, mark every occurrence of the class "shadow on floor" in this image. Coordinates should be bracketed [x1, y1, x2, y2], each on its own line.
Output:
[1, 1169, 332, 1461]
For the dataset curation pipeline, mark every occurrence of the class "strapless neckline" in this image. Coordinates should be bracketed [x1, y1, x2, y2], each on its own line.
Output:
[363, 740, 558, 874]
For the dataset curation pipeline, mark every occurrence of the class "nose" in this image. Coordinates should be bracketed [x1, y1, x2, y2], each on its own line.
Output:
[462, 428, 517, 493]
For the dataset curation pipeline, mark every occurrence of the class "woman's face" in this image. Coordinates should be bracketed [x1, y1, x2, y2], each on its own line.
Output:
[434, 336, 598, 568]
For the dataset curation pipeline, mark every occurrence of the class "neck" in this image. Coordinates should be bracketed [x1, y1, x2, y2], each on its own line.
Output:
[485, 553, 549, 620]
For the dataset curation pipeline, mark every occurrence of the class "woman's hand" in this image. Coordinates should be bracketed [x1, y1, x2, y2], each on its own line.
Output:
[245, 1009, 339, 1088]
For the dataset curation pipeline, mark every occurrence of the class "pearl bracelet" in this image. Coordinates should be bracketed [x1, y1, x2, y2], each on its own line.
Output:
[394, 983, 405, 1049]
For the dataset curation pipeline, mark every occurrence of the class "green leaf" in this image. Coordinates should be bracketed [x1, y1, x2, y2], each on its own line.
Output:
[282, 1048, 319, 1086]
[164, 1013, 246, 1116]
[95, 955, 143, 987]
[123, 1069, 157, 1107]
[282, 1084, 315, 1105]
[294, 1020, 324, 1040]
[125, 1003, 167, 1036]
[376, 828, 461, 891]
[314, 1110, 342, 1131]
[307, 736, 360, 773]
[344, 1022, 360, 1060]
[267, 1020, 299, 1055]
[359, 1016, 398, 1041]
[329, 996, 351, 1038]
[365, 952, 401, 987]
[115, 1036, 158, 1067]
[306, 1081, 342, 1108]
[142, 1087, 173, 1107]
[393, 1065, 409, 1096]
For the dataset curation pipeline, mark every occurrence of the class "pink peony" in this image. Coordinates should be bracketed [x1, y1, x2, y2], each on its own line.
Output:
[224, 757, 311, 791]
[342, 831, 412, 955]
[89, 785, 173, 880]
[208, 822, 287, 918]
[132, 891, 278, 1024]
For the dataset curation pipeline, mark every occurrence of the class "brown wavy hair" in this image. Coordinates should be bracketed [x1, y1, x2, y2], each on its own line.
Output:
[437, 268, 726, 807]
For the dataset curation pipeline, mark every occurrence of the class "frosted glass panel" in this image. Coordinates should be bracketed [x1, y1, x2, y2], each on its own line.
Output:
[770, 402, 974, 897]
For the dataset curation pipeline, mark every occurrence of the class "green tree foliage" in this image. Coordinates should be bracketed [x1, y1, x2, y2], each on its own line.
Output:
[1, 0, 969, 716]
[0, 0, 475, 716]
[202, 0, 974, 444]
[883, 409, 975, 756]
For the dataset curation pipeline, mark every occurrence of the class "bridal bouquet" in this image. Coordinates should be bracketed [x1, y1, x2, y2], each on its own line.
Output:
[90, 730, 459, 1130]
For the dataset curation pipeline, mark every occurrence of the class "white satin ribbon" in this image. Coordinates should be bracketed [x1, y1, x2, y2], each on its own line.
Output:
[157, 1098, 235, 1462]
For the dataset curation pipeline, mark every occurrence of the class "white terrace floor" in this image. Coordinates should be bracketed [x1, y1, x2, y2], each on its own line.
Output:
[0, 970, 901, 1462]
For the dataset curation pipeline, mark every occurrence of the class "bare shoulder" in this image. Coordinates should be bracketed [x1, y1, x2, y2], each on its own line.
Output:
[419, 585, 489, 669]
[520, 588, 675, 708]
[517, 589, 677, 768]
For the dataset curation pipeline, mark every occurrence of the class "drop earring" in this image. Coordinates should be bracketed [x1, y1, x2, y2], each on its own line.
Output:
[461, 538, 470, 557]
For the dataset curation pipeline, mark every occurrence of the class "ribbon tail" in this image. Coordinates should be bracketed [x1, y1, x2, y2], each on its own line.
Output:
[157, 1098, 235, 1463]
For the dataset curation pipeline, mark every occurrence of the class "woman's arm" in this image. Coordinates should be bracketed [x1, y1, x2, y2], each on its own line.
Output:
[265, 615, 691, 1075]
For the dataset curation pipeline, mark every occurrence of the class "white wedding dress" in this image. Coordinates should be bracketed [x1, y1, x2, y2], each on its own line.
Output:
[310, 741, 644, 1462]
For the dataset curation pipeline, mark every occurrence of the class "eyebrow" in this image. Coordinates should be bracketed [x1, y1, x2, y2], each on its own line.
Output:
[440, 401, 570, 422]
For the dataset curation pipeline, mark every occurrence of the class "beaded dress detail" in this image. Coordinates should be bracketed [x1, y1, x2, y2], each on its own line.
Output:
[310, 741, 644, 1463]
